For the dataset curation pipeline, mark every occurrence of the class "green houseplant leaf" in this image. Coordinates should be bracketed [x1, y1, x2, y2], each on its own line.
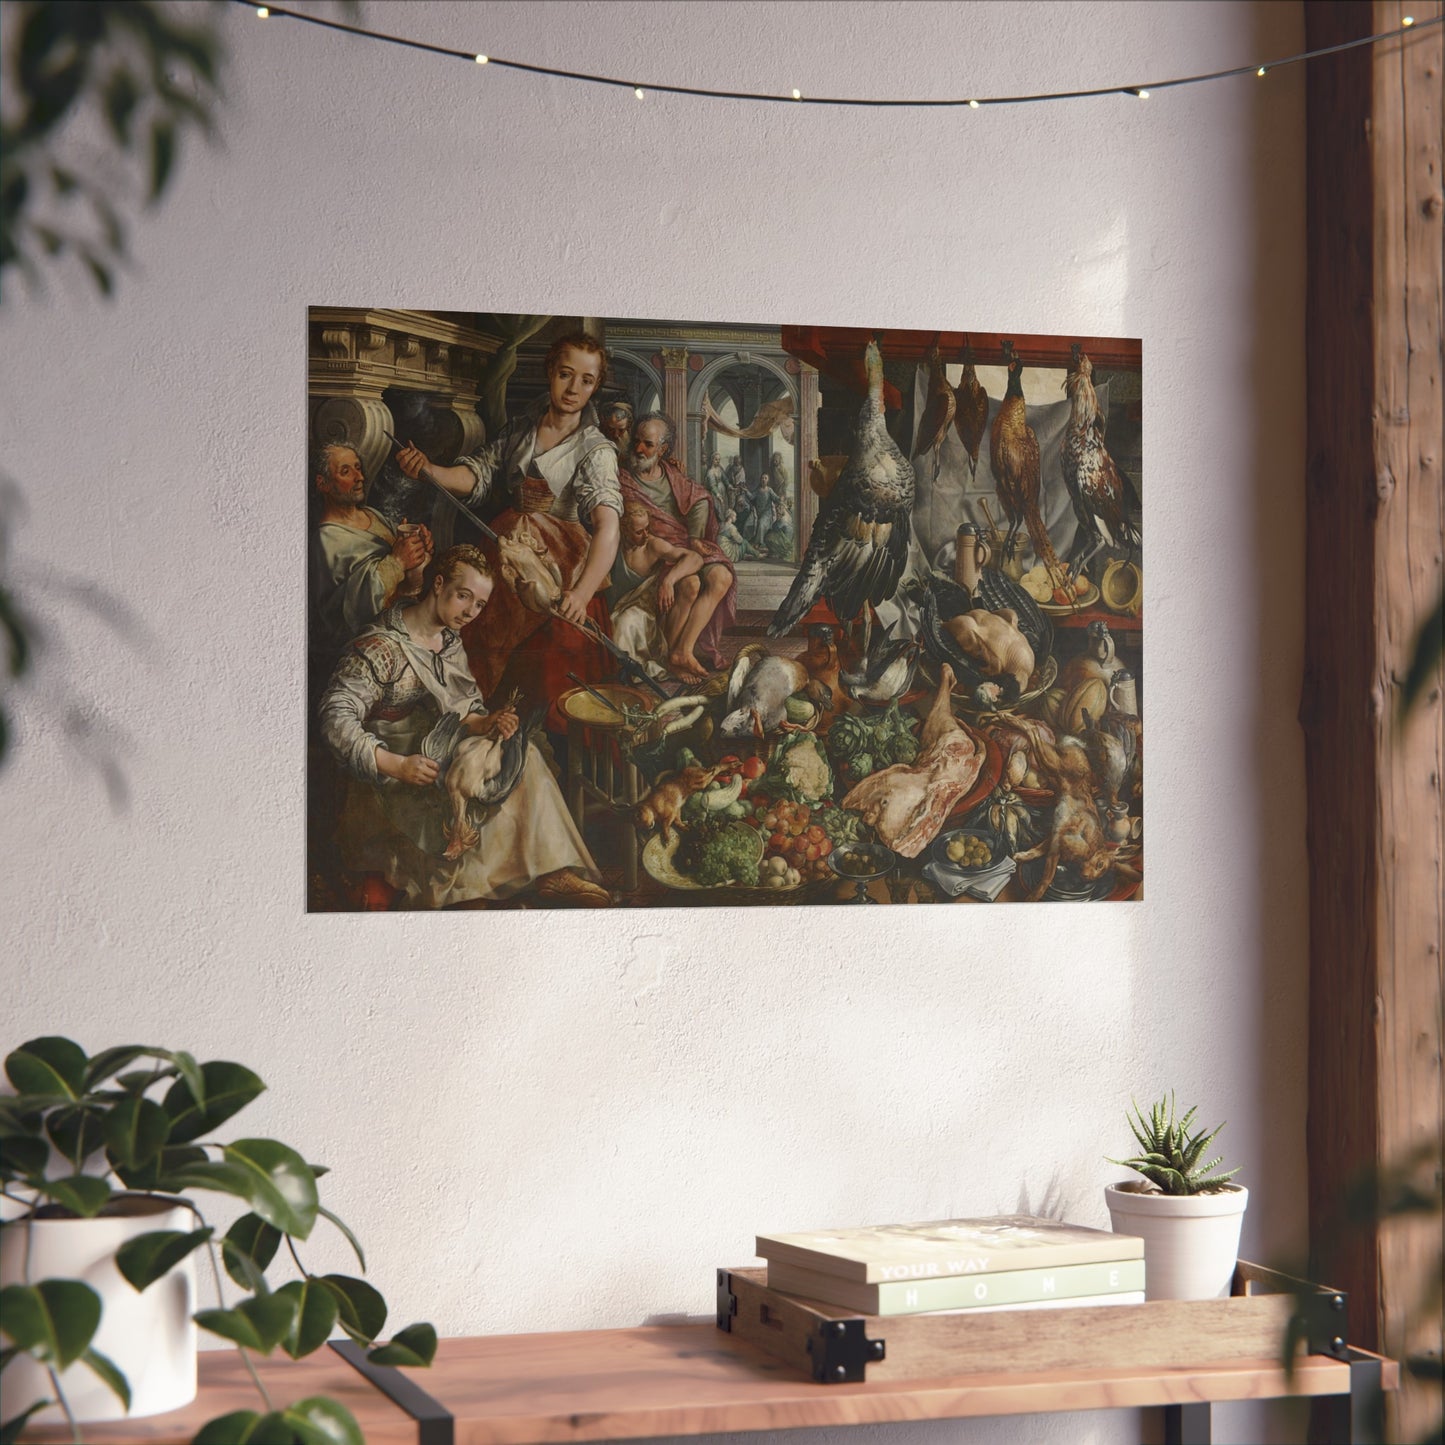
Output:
[33, 1172, 112, 1216]
[276, 1277, 340, 1359]
[103, 1093, 171, 1168]
[161, 1060, 264, 1143]
[0, 1400, 54, 1444]
[318, 1274, 386, 1346]
[195, 1291, 299, 1354]
[367, 1322, 438, 1368]
[192, 1411, 295, 1445]
[222, 1138, 319, 1239]
[0, 1279, 101, 1368]
[282, 1396, 366, 1445]
[115, 1226, 213, 1291]
[5, 1036, 87, 1099]
[80, 1345, 131, 1409]
[222, 1211, 282, 1289]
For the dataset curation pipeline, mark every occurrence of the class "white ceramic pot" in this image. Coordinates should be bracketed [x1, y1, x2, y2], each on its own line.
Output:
[0, 1194, 198, 1422]
[1104, 1181, 1249, 1301]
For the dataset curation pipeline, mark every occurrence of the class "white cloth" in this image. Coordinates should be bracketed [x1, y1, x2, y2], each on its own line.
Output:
[909, 364, 1110, 568]
[318, 605, 598, 906]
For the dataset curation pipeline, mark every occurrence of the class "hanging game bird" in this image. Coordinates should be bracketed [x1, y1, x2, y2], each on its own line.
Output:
[912, 343, 955, 477]
[990, 340, 1066, 588]
[1060, 344, 1141, 581]
[769, 338, 915, 636]
[952, 343, 990, 485]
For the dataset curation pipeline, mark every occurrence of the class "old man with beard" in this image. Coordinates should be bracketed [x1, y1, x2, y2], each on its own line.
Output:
[619, 411, 736, 679]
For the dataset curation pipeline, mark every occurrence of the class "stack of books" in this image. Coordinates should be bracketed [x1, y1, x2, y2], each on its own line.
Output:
[756, 1215, 1145, 1317]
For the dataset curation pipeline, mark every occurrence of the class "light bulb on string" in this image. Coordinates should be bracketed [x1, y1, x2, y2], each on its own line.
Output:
[255, 4, 268, 14]
[968, 99, 979, 109]
[475, 53, 488, 64]
[1136, 89, 1149, 100]
[791, 88, 801, 100]
[634, 87, 645, 100]
[1257, 66, 1267, 77]
[1403, 15, 1415, 24]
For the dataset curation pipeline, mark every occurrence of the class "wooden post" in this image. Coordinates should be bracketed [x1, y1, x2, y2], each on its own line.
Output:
[1303, 4, 1443, 1440]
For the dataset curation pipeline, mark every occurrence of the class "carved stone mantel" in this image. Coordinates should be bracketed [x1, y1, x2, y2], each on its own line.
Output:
[308, 309, 503, 479]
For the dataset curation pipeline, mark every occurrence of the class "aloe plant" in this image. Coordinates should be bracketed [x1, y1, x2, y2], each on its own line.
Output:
[1109, 1092, 1241, 1196]
[0, 1036, 435, 1444]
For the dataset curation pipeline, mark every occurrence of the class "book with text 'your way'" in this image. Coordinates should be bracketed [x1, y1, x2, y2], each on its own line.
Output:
[765, 1256, 1147, 1316]
[756, 1215, 1144, 1284]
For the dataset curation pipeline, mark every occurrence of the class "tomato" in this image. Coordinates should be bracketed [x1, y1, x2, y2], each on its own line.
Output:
[741, 755, 766, 781]
[769, 833, 788, 853]
[806, 824, 825, 843]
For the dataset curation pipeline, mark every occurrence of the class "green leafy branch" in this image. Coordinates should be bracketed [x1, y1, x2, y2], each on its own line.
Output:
[0, 1036, 436, 1444]
[1, 1, 223, 299]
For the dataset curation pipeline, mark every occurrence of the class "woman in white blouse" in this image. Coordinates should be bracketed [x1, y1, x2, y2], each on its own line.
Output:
[396, 333, 622, 721]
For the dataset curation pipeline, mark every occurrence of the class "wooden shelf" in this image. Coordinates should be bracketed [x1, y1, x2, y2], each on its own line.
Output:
[20, 1320, 1398, 1445]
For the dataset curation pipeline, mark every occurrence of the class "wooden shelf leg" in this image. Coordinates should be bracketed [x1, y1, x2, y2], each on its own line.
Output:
[1162, 1401, 1211, 1445]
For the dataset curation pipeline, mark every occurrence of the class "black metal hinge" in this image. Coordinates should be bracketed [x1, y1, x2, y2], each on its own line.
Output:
[805, 1317, 886, 1383]
[716, 1268, 738, 1331]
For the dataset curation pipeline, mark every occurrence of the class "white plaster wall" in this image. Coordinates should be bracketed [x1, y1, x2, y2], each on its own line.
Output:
[0, 2, 1308, 1441]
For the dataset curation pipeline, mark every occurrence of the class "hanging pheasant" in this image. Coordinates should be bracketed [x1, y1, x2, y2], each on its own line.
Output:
[911, 343, 955, 477]
[989, 340, 1065, 588]
[952, 342, 989, 485]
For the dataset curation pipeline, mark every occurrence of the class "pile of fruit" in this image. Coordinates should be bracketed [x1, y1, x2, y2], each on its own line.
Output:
[751, 798, 834, 883]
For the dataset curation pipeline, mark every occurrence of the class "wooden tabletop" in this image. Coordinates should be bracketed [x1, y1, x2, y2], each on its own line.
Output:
[22, 1323, 1398, 1445]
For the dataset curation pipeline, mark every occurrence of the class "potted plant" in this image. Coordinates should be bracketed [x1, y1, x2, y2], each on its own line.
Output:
[0, 1036, 436, 1443]
[1104, 1092, 1248, 1301]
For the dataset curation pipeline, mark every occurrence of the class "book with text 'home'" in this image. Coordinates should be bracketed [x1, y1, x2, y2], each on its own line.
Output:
[756, 1215, 1143, 1284]
[765, 1256, 1147, 1315]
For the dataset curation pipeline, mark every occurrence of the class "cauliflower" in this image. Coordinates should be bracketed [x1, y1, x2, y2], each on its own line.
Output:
[761, 732, 834, 805]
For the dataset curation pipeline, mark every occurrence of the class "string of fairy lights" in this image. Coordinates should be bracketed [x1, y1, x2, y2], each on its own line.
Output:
[236, 1, 1437, 109]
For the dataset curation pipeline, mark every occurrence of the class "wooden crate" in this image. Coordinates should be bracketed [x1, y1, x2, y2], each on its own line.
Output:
[717, 1261, 1353, 1384]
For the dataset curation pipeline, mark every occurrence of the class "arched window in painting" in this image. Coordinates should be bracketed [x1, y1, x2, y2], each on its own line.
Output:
[702, 364, 798, 564]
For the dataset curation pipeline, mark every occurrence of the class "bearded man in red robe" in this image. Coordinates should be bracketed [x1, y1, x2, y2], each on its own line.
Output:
[619, 412, 736, 678]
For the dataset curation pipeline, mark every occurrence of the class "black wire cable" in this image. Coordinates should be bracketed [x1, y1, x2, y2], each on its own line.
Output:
[234, 1, 1440, 109]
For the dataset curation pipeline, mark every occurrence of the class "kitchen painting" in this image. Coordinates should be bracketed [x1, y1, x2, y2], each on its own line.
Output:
[307, 310, 1143, 910]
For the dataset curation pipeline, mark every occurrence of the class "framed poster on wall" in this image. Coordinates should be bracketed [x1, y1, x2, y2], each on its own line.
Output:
[307, 312, 1142, 911]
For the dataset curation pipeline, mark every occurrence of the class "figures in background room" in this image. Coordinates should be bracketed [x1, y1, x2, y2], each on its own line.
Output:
[769, 338, 916, 637]
[318, 544, 608, 909]
[769, 450, 790, 491]
[764, 492, 794, 559]
[311, 441, 432, 666]
[619, 411, 736, 675]
[990, 340, 1066, 589]
[393, 332, 622, 722]
[1060, 344, 1141, 581]
[717, 507, 757, 563]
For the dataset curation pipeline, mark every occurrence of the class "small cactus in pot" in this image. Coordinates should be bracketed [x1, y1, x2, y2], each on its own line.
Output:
[1109, 1092, 1241, 1196]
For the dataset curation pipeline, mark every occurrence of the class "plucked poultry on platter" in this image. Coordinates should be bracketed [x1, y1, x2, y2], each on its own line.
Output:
[769, 338, 916, 635]
[840, 663, 985, 857]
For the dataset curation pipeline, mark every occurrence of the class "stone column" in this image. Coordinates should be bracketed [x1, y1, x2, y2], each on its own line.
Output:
[661, 346, 690, 471]
[798, 362, 820, 547]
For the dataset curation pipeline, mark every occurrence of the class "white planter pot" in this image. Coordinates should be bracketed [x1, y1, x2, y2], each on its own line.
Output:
[1104, 1181, 1249, 1301]
[0, 1194, 198, 1422]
